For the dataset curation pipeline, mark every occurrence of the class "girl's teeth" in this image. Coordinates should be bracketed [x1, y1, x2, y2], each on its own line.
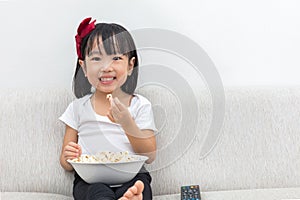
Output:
[100, 77, 114, 81]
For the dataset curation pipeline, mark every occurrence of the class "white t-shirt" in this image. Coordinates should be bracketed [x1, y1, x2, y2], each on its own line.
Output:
[59, 93, 157, 155]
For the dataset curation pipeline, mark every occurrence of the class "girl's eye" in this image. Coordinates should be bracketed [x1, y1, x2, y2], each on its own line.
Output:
[113, 56, 122, 61]
[91, 57, 101, 61]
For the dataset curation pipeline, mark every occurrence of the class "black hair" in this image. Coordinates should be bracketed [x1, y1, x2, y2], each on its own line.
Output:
[72, 23, 139, 98]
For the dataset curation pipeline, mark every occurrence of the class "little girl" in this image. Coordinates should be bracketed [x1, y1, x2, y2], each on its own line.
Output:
[59, 17, 157, 200]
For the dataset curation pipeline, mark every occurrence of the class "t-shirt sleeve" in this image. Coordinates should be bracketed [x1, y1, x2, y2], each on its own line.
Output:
[59, 101, 79, 130]
[134, 100, 157, 133]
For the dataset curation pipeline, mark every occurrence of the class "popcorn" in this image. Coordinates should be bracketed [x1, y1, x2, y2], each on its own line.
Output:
[72, 155, 99, 163]
[106, 94, 112, 100]
[71, 151, 138, 163]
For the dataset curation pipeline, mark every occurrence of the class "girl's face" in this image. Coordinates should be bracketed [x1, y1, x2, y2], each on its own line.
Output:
[79, 41, 135, 94]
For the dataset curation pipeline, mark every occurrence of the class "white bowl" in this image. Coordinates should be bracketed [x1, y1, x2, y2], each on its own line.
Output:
[67, 155, 148, 184]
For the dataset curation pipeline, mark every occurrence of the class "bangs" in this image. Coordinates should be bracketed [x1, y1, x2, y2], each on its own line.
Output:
[84, 23, 136, 57]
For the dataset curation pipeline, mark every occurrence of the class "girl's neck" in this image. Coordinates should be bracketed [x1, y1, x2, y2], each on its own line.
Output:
[94, 89, 127, 98]
[93, 89, 133, 107]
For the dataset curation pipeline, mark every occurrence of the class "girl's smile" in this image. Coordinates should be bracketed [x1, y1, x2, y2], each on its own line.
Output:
[98, 75, 116, 85]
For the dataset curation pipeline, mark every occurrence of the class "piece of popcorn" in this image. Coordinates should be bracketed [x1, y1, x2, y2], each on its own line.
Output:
[106, 94, 112, 100]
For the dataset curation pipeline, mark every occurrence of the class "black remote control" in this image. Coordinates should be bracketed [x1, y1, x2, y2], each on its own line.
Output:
[181, 185, 201, 200]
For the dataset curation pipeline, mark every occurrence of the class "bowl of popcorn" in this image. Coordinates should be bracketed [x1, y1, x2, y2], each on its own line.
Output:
[67, 151, 148, 184]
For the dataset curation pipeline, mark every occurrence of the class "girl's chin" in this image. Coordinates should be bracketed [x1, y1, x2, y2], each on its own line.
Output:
[94, 86, 115, 93]
[95, 89, 113, 94]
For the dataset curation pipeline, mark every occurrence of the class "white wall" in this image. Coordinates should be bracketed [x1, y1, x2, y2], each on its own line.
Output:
[0, 0, 300, 89]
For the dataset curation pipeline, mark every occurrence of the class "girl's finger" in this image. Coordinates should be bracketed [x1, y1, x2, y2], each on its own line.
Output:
[113, 97, 126, 111]
[68, 141, 80, 149]
[108, 95, 113, 106]
[78, 145, 82, 155]
[110, 98, 120, 112]
[65, 151, 79, 158]
[65, 145, 80, 153]
[107, 112, 116, 123]
[63, 150, 79, 160]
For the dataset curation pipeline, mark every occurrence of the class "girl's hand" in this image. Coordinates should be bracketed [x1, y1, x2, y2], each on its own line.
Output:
[62, 141, 82, 161]
[107, 97, 133, 127]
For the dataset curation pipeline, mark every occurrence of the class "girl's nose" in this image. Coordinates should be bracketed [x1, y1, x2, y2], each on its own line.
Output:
[100, 61, 113, 72]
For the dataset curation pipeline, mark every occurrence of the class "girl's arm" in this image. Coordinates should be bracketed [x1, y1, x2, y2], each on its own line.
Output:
[123, 119, 156, 164]
[108, 98, 156, 163]
[60, 125, 81, 171]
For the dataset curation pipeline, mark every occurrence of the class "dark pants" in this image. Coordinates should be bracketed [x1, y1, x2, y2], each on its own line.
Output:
[73, 170, 152, 200]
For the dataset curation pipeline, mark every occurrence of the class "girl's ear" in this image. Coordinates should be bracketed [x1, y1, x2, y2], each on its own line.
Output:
[128, 57, 135, 76]
[79, 59, 87, 77]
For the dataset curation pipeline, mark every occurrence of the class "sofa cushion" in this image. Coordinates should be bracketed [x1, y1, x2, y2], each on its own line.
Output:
[0, 89, 74, 196]
[143, 87, 300, 195]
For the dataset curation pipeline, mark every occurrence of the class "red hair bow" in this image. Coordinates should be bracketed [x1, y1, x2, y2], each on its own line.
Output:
[75, 17, 96, 59]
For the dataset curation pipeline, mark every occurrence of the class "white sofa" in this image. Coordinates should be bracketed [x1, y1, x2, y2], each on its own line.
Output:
[1, 87, 300, 200]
